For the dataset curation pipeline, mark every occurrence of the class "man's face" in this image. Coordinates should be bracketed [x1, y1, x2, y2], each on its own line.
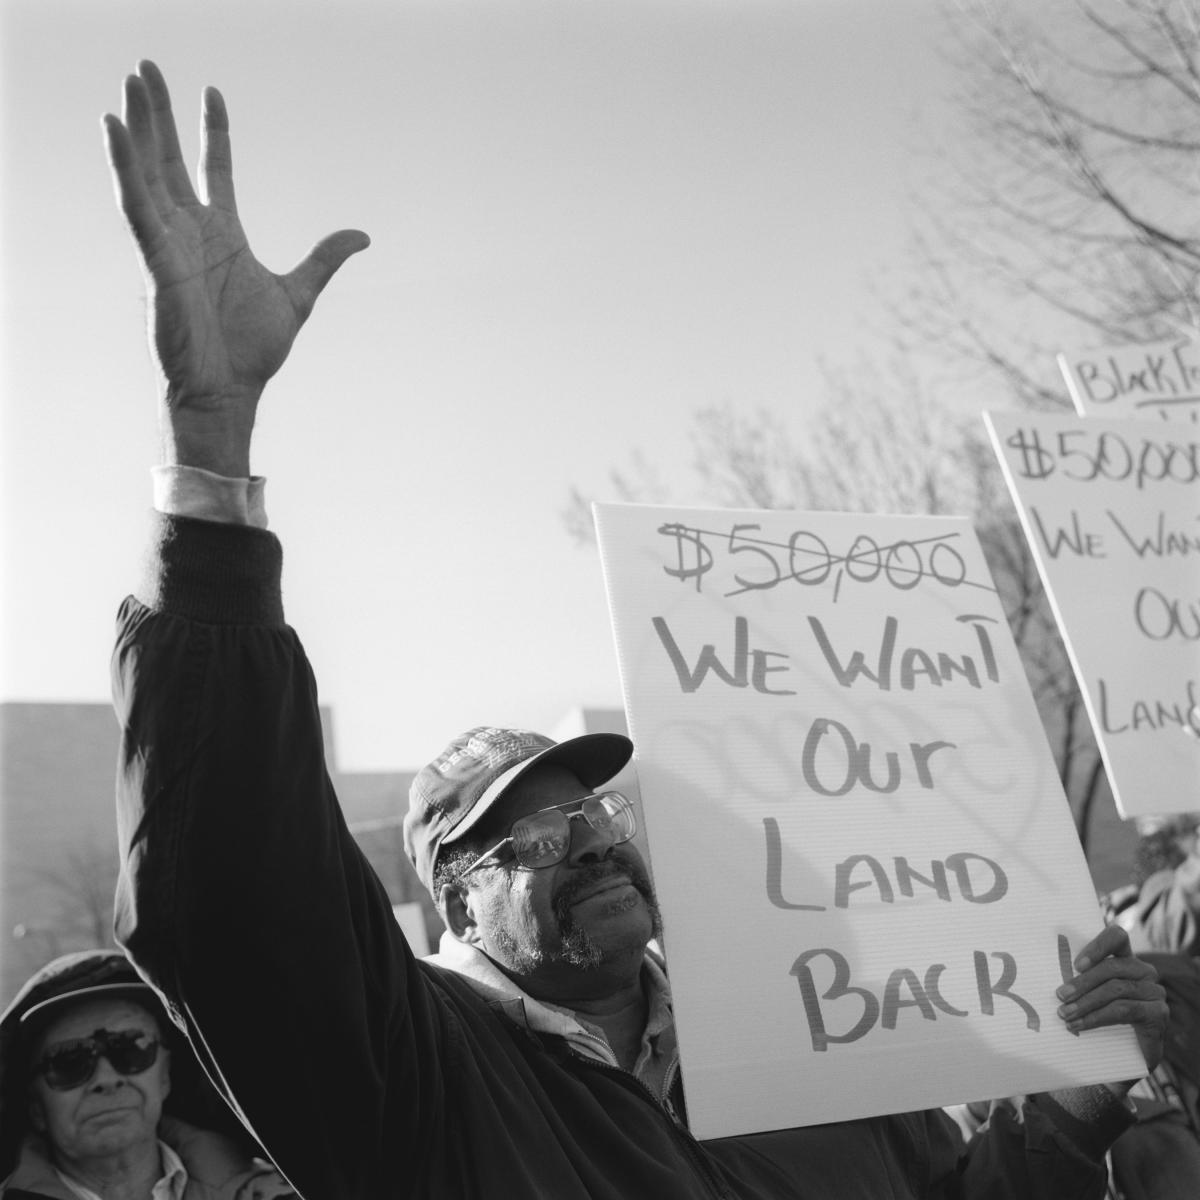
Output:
[458, 764, 660, 996]
[27, 996, 170, 1167]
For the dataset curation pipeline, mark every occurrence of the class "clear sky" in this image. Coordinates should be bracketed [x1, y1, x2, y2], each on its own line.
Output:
[1, 0, 953, 769]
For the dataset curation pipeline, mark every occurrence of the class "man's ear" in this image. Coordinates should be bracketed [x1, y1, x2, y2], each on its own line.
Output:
[438, 882, 481, 944]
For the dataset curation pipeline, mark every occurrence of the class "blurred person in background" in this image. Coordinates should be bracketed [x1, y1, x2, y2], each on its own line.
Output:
[1095, 814, 1200, 1199]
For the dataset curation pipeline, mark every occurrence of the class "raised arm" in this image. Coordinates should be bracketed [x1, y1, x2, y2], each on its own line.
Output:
[103, 67, 426, 1198]
[102, 60, 369, 474]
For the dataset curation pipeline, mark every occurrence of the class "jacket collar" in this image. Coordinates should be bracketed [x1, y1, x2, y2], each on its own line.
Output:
[425, 934, 673, 1068]
[2, 1118, 255, 1200]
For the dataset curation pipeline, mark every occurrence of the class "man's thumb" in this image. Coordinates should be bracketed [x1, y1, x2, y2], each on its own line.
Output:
[286, 229, 371, 316]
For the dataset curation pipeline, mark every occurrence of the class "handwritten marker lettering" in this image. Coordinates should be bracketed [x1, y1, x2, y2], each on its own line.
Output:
[654, 523, 982, 601]
[762, 827, 1008, 913]
[807, 614, 1000, 692]
[1067, 340, 1200, 421]
[988, 407, 1200, 826]
[1098, 676, 1200, 735]
[1006, 426, 1200, 489]
[598, 495, 1156, 1127]
[652, 616, 796, 696]
[1133, 587, 1200, 641]
[1106, 510, 1200, 557]
[789, 946, 1037, 1052]
[658, 523, 714, 592]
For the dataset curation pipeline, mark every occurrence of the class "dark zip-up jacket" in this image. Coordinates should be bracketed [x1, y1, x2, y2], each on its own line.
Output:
[111, 513, 1130, 1200]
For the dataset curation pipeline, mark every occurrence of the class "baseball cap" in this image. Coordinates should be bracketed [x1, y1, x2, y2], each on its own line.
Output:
[404, 726, 633, 895]
[2, 949, 158, 1033]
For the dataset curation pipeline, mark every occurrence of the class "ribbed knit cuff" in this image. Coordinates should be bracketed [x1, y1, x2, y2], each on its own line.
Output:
[1032, 1087, 1136, 1160]
[136, 511, 285, 627]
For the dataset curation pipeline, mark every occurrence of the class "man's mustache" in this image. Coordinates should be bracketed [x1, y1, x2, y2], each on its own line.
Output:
[552, 853, 656, 917]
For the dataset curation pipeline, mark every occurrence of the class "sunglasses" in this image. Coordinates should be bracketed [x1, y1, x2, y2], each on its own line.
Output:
[35, 1028, 161, 1092]
[461, 791, 636, 877]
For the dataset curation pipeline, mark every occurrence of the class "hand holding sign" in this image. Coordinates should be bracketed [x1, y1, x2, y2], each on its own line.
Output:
[595, 502, 1148, 1137]
[1056, 925, 1167, 1089]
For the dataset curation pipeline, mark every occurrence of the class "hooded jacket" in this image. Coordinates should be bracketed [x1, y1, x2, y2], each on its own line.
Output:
[0, 952, 280, 1200]
[1, 1118, 274, 1200]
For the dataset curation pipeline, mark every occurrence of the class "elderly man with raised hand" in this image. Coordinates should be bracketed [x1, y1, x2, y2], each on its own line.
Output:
[0, 951, 292, 1200]
[103, 60, 1169, 1199]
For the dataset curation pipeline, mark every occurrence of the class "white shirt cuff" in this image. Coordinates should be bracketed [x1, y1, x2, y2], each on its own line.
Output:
[152, 465, 268, 529]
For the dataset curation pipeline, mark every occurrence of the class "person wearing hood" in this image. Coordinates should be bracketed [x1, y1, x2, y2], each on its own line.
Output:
[0, 950, 293, 1200]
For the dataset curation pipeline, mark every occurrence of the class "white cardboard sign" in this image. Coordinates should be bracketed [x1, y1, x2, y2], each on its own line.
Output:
[1059, 339, 1200, 423]
[593, 502, 1144, 1138]
[985, 411, 1200, 820]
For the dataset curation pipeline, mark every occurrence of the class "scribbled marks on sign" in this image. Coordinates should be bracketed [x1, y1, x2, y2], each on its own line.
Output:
[657, 522, 995, 602]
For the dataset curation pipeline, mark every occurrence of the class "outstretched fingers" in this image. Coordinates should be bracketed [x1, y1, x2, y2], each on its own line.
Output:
[283, 229, 372, 320]
[121, 73, 177, 223]
[200, 86, 237, 212]
[102, 112, 167, 255]
[137, 60, 198, 207]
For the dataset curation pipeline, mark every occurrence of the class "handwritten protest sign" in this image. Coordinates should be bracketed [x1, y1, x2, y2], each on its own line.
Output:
[986, 412, 1200, 820]
[593, 502, 1143, 1138]
[1059, 338, 1200, 423]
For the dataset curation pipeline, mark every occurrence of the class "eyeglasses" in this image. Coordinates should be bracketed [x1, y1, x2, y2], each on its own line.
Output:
[35, 1028, 161, 1091]
[461, 791, 636, 877]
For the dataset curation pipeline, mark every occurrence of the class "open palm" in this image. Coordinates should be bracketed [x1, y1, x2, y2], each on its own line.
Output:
[103, 61, 368, 467]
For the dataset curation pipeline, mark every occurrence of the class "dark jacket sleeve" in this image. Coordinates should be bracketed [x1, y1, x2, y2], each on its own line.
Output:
[111, 514, 442, 1199]
[928, 1091, 1131, 1199]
